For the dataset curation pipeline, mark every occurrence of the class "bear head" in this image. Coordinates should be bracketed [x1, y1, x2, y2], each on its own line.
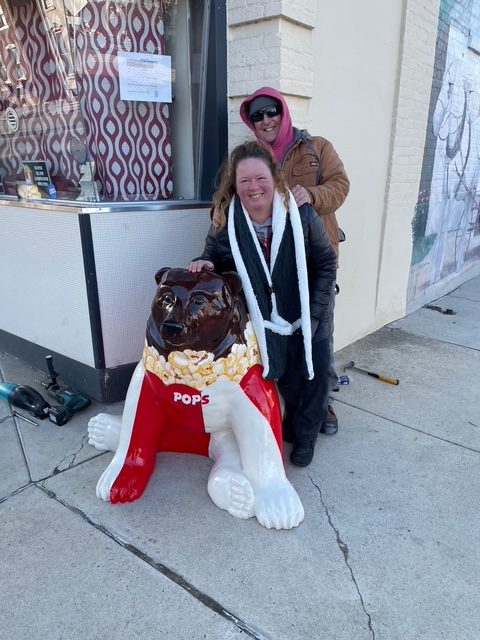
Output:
[146, 268, 248, 359]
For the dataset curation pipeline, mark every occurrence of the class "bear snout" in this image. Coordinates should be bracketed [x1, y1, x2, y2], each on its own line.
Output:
[162, 321, 184, 337]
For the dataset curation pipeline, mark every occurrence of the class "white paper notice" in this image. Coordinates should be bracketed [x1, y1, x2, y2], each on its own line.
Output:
[118, 52, 172, 103]
[63, 0, 88, 16]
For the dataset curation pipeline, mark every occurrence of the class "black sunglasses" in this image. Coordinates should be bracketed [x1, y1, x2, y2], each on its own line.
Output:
[250, 105, 282, 123]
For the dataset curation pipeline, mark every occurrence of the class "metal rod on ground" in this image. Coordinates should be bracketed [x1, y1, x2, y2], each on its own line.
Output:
[343, 360, 399, 385]
[0, 410, 39, 426]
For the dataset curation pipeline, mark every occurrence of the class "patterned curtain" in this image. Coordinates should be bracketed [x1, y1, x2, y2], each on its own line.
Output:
[0, 0, 172, 200]
[71, 0, 172, 200]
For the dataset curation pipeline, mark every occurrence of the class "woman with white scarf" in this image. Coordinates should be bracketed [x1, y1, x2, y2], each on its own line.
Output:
[189, 141, 337, 467]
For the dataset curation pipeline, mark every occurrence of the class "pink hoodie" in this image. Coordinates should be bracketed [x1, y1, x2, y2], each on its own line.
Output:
[239, 87, 295, 162]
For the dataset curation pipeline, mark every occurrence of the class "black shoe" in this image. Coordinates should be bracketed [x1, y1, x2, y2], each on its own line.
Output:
[320, 405, 338, 435]
[290, 440, 316, 467]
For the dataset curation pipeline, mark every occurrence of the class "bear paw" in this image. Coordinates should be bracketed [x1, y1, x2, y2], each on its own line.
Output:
[88, 413, 121, 452]
[254, 481, 305, 530]
[207, 466, 255, 519]
[96, 457, 123, 501]
[96, 456, 154, 504]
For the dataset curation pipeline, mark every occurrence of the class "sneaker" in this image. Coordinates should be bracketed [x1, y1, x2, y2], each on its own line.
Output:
[290, 440, 316, 467]
[319, 405, 338, 435]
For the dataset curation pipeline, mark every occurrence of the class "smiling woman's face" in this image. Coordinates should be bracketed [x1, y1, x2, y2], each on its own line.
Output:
[235, 158, 275, 221]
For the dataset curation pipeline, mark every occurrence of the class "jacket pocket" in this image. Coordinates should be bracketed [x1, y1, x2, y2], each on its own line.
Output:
[291, 154, 319, 179]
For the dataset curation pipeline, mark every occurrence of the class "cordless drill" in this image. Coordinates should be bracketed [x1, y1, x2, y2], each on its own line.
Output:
[39, 355, 91, 424]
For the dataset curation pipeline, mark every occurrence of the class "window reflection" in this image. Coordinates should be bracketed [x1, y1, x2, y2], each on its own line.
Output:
[0, 5, 8, 31]
[0, 0, 220, 203]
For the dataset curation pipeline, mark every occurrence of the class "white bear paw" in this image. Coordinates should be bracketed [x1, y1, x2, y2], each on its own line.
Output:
[208, 467, 255, 519]
[88, 413, 121, 452]
[95, 458, 124, 501]
[254, 482, 305, 530]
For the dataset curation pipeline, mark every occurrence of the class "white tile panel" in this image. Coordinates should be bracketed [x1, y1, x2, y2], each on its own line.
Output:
[0, 205, 95, 365]
[90, 208, 211, 367]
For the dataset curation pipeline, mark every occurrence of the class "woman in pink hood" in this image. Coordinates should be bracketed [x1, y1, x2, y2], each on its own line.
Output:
[240, 86, 350, 439]
[239, 87, 294, 162]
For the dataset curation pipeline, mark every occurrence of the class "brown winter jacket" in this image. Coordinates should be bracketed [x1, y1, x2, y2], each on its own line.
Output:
[281, 129, 350, 259]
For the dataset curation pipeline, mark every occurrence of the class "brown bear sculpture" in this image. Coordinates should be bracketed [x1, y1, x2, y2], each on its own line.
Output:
[88, 268, 304, 530]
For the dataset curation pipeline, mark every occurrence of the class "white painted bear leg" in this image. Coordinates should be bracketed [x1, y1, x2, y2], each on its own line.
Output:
[95, 361, 145, 501]
[204, 381, 304, 530]
[207, 430, 255, 519]
[87, 414, 121, 452]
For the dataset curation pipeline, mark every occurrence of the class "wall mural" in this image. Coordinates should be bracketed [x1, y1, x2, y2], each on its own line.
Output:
[409, 0, 480, 306]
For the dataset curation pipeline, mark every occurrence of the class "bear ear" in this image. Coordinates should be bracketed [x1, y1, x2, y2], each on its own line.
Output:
[222, 271, 243, 297]
[154, 267, 171, 285]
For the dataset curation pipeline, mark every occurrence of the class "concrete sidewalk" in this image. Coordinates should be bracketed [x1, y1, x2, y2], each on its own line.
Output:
[1, 275, 479, 640]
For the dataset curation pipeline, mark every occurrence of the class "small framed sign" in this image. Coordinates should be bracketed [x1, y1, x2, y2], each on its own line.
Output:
[19, 160, 56, 199]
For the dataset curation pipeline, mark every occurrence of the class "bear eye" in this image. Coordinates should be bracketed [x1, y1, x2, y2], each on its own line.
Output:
[160, 293, 175, 306]
[191, 294, 208, 306]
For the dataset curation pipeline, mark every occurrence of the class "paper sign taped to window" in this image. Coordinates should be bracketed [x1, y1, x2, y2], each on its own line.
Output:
[118, 51, 172, 103]
[63, 0, 88, 16]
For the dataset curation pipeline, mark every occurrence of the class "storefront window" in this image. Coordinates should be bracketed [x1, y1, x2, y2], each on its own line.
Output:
[0, 0, 226, 203]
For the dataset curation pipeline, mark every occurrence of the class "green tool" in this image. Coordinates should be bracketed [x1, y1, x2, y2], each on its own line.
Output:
[37, 355, 91, 423]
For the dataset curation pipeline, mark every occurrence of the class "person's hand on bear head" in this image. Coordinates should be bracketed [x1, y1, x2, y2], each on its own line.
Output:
[188, 260, 214, 273]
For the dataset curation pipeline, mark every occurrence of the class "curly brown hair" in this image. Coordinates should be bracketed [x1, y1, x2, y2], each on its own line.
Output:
[212, 141, 290, 229]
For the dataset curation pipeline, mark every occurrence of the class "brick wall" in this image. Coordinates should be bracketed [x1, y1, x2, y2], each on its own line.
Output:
[227, 0, 316, 147]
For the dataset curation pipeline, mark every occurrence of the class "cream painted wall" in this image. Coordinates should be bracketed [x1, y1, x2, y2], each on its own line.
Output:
[375, 1, 441, 324]
[226, 0, 443, 351]
[308, 1, 406, 349]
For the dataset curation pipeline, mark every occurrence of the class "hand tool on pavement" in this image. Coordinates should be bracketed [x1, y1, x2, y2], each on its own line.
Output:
[0, 382, 50, 419]
[343, 361, 399, 385]
[1, 355, 92, 427]
[1, 381, 76, 426]
[36, 355, 91, 424]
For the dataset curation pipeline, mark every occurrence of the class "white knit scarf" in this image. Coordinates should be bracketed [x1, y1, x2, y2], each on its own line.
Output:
[227, 190, 313, 379]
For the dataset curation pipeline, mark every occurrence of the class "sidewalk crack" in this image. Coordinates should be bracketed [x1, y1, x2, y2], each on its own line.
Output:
[0, 482, 33, 504]
[309, 475, 376, 640]
[37, 484, 271, 640]
[52, 433, 90, 474]
[336, 400, 480, 455]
